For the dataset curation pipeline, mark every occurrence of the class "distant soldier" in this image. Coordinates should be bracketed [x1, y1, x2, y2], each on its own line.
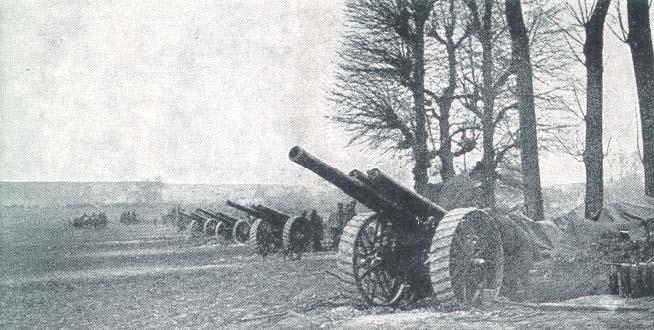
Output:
[82, 212, 90, 227]
[344, 201, 357, 225]
[328, 203, 345, 250]
[284, 211, 309, 261]
[309, 209, 324, 252]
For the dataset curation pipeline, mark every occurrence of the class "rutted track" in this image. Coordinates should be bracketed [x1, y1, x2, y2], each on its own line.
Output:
[1, 252, 337, 287]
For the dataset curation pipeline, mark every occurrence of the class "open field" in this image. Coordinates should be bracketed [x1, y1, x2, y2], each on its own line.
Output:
[2, 205, 653, 329]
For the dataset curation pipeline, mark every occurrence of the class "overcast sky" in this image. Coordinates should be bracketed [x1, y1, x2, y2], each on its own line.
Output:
[0, 0, 643, 186]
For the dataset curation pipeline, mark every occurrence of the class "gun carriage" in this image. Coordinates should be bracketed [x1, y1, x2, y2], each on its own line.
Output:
[226, 200, 310, 257]
[177, 209, 208, 237]
[196, 208, 250, 243]
[193, 208, 226, 239]
[289, 146, 504, 307]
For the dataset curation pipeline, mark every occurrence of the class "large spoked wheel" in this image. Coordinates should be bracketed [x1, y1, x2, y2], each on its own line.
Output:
[188, 220, 203, 238]
[203, 219, 217, 236]
[214, 221, 229, 240]
[337, 213, 407, 307]
[430, 208, 504, 308]
[248, 219, 276, 257]
[232, 219, 251, 244]
[283, 216, 310, 256]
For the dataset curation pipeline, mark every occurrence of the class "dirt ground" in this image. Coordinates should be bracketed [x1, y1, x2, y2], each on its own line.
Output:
[1, 207, 653, 329]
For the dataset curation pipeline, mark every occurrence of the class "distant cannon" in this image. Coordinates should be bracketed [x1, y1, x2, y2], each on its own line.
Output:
[226, 200, 309, 257]
[178, 209, 207, 237]
[190, 208, 223, 239]
[119, 210, 140, 225]
[195, 208, 250, 244]
[70, 212, 108, 230]
[289, 146, 504, 307]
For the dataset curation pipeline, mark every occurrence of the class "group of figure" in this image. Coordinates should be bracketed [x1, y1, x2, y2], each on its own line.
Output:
[327, 201, 357, 250]
[303, 201, 357, 253]
[119, 210, 139, 225]
[283, 209, 324, 261]
[71, 212, 107, 229]
[283, 201, 358, 261]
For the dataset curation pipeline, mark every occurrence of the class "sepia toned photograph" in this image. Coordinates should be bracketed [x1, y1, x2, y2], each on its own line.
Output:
[1, 0, 653, 328]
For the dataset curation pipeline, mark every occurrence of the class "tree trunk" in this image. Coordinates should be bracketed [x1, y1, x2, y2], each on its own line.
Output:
[438, 43, 458, 182]
[505, 0, 544, 220]
[480, 0, 497, 210]
[412, 18, 430, 195]
[627, 0, 654, 197]
[583, 0, 610, 219]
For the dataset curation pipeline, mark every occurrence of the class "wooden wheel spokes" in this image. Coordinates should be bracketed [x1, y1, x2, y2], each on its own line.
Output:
[283, 216, 310, 259]
[352, 215, 405, 306]
[430, 208, 504, 308]
[232, 220, 250, 244]
[250, 219, 275, 257]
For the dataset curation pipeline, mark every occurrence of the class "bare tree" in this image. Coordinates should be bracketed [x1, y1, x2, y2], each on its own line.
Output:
[505, 0, 544, 220]
[426, 0, 472, 182]
[330, 0, 436, 194]
[331, 0, 482, 193]
[462, 0, 506, 209]
[564, 0, 611, 219]
[613, 0, 654, 197]
[332, 0, 572, 205]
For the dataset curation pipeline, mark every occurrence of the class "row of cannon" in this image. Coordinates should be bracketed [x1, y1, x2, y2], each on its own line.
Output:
[175, 200, 324, 257]
[175, 145, 506, 309]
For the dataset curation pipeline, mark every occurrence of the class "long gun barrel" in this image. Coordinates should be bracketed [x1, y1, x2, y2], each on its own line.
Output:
[178, 209, 203, 221]
[289, 146, 401, 213]
[226, 200, 262, 218]
[255, 204, 290, 223]
[196, 208, 239, 225]
[367, 169, 446, 219]
[212, 210, 240, 225]
[192, 210, 212, 221]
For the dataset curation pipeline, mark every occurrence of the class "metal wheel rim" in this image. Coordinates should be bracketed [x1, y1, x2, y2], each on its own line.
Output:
[251, 220, 275, 256]
[232, 220, 250, 244]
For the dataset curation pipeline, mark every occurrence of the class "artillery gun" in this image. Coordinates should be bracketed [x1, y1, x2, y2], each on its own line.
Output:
[195, 208, 250, 244]
[289, 146, 504, 307]
[178, 209, 207, 237]
[226, 200, 310, 257]
[193, 208, 225, 239]
[225, 200, 262, 244]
